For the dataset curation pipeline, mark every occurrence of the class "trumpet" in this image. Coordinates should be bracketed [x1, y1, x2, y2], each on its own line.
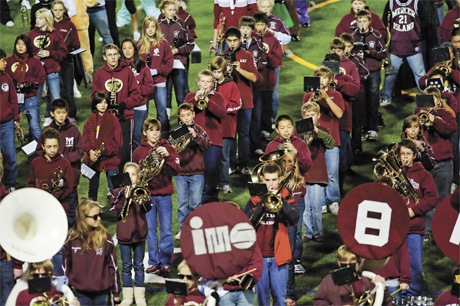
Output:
[419, 111, 433, 127]
[435, 60, 452, 76]
[311, 91, 322, 102]
[196, 89, 209, 110]
[14, 122, 27, 146]
[329, 81, 337, 90]
[216, 13, 226, 54]
[120, 183, 150, 222]
[88, 142, 106, 166]
[21, 5, 29, 35]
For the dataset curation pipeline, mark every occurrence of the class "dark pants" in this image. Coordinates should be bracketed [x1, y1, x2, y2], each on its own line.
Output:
[59, 56, 77, 118]
[118, 119, 132, 173]
[202, 144, 222, 204]
[0, 0, 12, 24]
[351, 84, 365, 152]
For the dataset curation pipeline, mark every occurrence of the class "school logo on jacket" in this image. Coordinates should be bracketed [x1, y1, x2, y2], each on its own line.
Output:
[33, 35, 50, 49]
[1, 83, 9, 92]
[11, 62, 29, 73]
[65, 137, 74, 148]
[104, 78, 123, 93]
[153, 48, 160, 56]
[96, 246, 104, 256]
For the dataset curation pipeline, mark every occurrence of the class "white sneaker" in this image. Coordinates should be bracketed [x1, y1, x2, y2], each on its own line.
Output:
[380, 98, 391, 106]
[366, 130, 378, 141]
[229, 167, 238, 175]
[5, 21, 14, 27]
[294, 263, 306, 275]
[285, 49, 293, 56]
[241, 167, 252, 175]
[175, 231, 181, 240]
[42, 117, 53, 127]
[321, 205, 327, 214]
[221, 185, 233, 193]
[261, 130, 271, 140]
[166, 108, 171, 119]
[329, 202, 339, 215]
[133, 31, 141, 42]
[253, 149, 264, 156]
[73, 80, 81, 98]
[21, 0, 31, 10]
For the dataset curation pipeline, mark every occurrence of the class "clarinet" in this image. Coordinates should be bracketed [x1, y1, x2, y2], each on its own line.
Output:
[37, 32, 49, 61]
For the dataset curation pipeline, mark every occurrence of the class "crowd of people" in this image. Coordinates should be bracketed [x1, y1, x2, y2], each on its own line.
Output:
[0, 0, 459, 305]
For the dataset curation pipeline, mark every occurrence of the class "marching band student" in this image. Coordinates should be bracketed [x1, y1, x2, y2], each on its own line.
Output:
[92, 44, 143, 172]
[174, 103, 210, 237]
[165, 260, 206, 306]
[36, 99, 84, 228]
[211, 56, 242, 194]
[138, 16, 174, 132]
[132, 119, 181, 277]
[6, 35, 46, 143]
[159, 0, 195, 115]
[416, 86, 457, 239]
[435, 267, 460, 305]
[83, 91, 122, 201]
[120, 37, 154, 150]
[396, 139, 438, 296]
[110, 162, 151, 306]
[401, 115, 435, 171]
[184, 69, 226, 203]
[301, 102, 335, 243]
[28, 128, 74, 217]
[313, 245, 391, 305]
[27, 8, 67, 126]
[63, 199, 121, 305]
[303, 66, 344, 215]
[52, 0, 80, 120]
[222, 26, 258, 176]
[244, 163, 298, 306]
[0, 49, 19, 193]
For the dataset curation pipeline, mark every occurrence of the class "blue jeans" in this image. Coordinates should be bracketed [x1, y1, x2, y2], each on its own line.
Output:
[153, 84, 169, 131]
[220, 138, 235, 186]
[51, 248, 63, 276]
[272, 66, 280, 123]
[133, 109, 148, 150]
[87, 9, 113, 47]
[145, 195, 173, 268]
[21, 95, 42, 141]
[381, 53, 426, 101]
[202, 145, 222, 204]
[304, 183, 326, 239]
[0, 259, 14, 306]
[117, 0, 160, 24]
[365, 71, 381, 131]
[0, 119, 17, 189]
[220, 290, 255, 306]
[38, 72, 61, 117]
[166, 68, 188, 109]
[119, 242, 145, 287]
[74, 290, 111, 306]
[237, 109, 252, 168]
[89, 169, 118, 201]
[406, 233, 423, 296]
[175, 174, 204, 228]
[426, 159, 452, 234]
[256, 257, 288, 306]
[324, 147, 341, 205]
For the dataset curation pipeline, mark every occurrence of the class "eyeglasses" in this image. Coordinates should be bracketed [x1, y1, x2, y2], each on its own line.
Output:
[86, 213, 102, 221]
[178, 273, 195, 280]
[31, 273, 49, 278]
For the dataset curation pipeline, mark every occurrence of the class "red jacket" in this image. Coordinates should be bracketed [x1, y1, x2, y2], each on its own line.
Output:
[92, 60, 144, 120]
[184, 91, 226, 147]
[110, 187, 150, 244]
[438, 4, 459, 43]
[376, 241, 412, 285]
[132, 139, 181, 196]
[16, 287, 61, 306]
[304, 126, 335, 184]
[159, 6, 197, 40]
[176, 123, 210, 175]
[216, 78, 242, 139]
[213, 1, 258, 29]
[36, 120, 84, 187]
[254, 30, 283, 91]
[222, 244, 263, 291]
[5, 55, 46, 98]
[138, 39, 174, 84]
[82, 112, 123, 172]
[222, 47, 258, 109]
[27, 28, 67, 74]
[159, 16, 195, 66]
[404, 161, 439, 234]
[0, 71, 19, 123]
[53, 16, 80, 52]
[63, 233, 121, 298]
[303, 90, 345, 146]
[335, 8, 388, 43]
[0, 245, 23, 269]
[435, 290, 459, 305]
[265, 135, 313, 175]
[28, 153, 74, 211]
[127, 60, 154, 106]
[165, 289, 205, 306]
[353, 28, 387, 72]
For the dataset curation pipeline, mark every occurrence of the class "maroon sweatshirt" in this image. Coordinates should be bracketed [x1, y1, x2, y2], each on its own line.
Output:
[63, 233, 121, 298]
[5, 55, 46, 98]
[36, 120, 84, 187]
[159, 6, 197, 40]
[303, 90, 345, 146]
[110, 187, 150, 244]
[27, 28, 67, 74]
[138, 39, 174, 84]
[376, 241, 412, 285]
[0, 71, 19, 123]
[336, 56, 360, 132]
[92, 60, 144, 120]
[213, 1, 258, 29]
[438, 4, 459, 43]
[176, 123, 210, 176]
[435, 290, 460, 305]
[335, 8, 388, 43]
[419, 68, 460, 94]
[165, 289, 206, 306]
[53, 16, 80, 52]
[265, 135, 313, 175]
[0, 184, 8, 201]
[184, 90, 226, 147]
[82, 112, 123, 172]
[216, 77, 241, 139]
[16, 287, 61, 306]
[159, 16, 195, 66]
[127, 60, 154, 105]
[254, 30, 283, 91]
[0, 246, 23, 269]
[304, 126, 335, 184]
[353, 28, 387, 72]
[404, 161, 439, 234]
[132, 139, 181, 196]
[348, 52, 370, 80]
[28, 153, 74, 211]
[222, 244, 263, 291]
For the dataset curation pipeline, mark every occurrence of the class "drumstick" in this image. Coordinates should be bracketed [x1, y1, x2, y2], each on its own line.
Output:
[235, 268, 257, 278]
[390, 288, 403, 296]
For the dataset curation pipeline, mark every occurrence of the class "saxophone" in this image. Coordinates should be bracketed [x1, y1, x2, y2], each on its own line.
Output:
[49, 167, 64, 196]
[302, 131, 316, 146]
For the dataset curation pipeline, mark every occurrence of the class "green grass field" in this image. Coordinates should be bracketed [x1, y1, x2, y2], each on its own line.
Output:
[0, 0, 455, 304]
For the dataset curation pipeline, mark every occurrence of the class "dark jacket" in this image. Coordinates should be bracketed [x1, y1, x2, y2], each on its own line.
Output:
[0, 71, 19, 123]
